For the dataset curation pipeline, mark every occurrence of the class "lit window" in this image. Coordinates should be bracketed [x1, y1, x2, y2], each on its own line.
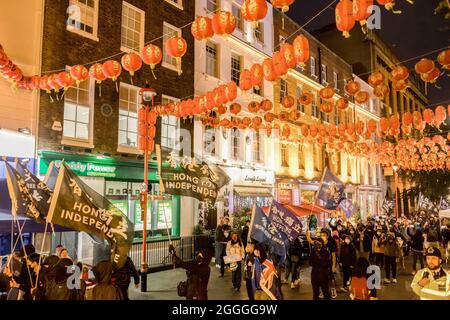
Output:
[311, 94, 318, 118]
[121, 2, 145, 52]
[280, 79, 287, 103]
[63, 68, 93, 141]
[254, 22, 264, 43]
[296, 86, 304, 113]
[118, 83, 139, 148]
[310, 57, 316, 76]
[205, 41, 218, 78]
[281, 144, 289, 167]
[232, 3, 243, 30]
[161, 96, 180, 149]
[252, 131, 260, 162]
[204, 126, 216, 155]
[232, 127, 240, 160]
[67, 0, 99, 40]
[321, 64, 327, 84]
[163, 22, 181, 69]
[206, 0, 219, 14]
[231, 53, 242, 85]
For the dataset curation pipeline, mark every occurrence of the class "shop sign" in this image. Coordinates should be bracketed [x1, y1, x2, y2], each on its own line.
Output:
[51, 160, 117, 178]
[278, 189, 292, 204]
[225, 167, 274, 186]
[278, 183, 295, 189]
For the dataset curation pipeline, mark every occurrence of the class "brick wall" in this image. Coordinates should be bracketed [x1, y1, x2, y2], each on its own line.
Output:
[37, 0, 195, 156]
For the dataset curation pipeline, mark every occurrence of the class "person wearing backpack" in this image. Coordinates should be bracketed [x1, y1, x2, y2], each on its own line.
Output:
[349, 257, 377, 300]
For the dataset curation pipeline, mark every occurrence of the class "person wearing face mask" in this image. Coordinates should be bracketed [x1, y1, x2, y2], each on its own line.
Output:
[408, 226, 425, 275]
[411, 247, 450, 300]
[354, 224, 372, 260]
[226, 232, 245, 292]
[309, 238, 332, 300]
[372, 229, 386, 268]
[383, 233, 401, 284]
[339, 235, 357, 292]
[170, 245, 211, 300]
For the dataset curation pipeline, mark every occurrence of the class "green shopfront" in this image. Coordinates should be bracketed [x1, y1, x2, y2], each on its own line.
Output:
[38, 151, 181, 244]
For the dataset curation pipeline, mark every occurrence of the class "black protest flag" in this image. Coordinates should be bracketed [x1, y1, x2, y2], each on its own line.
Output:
[43, 161, 59, 190]
[46, 161, 134, 267]
[3, 160, 45, 223]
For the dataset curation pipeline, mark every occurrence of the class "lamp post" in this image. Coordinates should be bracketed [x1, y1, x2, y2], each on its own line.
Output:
[139, 84, 157, 292]
[393, 165, 399, 219]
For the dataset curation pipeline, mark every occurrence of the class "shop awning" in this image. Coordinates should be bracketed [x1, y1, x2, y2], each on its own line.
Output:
[234, 187, 273, 198]
[282, 204, 335, 217]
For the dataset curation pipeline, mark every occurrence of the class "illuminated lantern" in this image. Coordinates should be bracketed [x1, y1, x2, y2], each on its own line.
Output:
[335, 0, 356, 38]
[217, 105, 227, 115]
[242, 0, 268, 28]
[230, 103, 241, 115]
[380, 117, 389, 133]
[402, 125, 411, 136]
[402, 112, 413, 126]
[336, 97, 349, 110]
[310, 124, 318, 138]
[391, 65, 409, 81]
[345, 80, 361, 96]
[421, 67, 440, 83]
[320, 101, 334, 113]
[301, 124, 309, 137]
[273, 51, 289, 77]
[242, 117, 252, 127]
[393, 79, 408, 92]
[214, 86, 227, 105]
[347, 123, 355, 135]
[319, 86, 335, 101]
[299, 91, 313, 105]
[415, 58, 435, 75]
[264, 112, 275, 123]
[121, 53, 142, 82]
[390, 115, 400, 130]
[262, 58, 277, 82]
[165, 36, 187, 76]
[328, 125, 337, 137]
[193, 96, 202, 115]
[141, 44, 162, 79]
[423, 108, 434, 125]
[289, 110, 301, 121]
[56, 72, 74, 91]
[368, 119, 377, 133]
[279, 111, 289, 122]
[353, 0, 374, 25]
[373, 83, 389, 100]
[368, 71, 385, 87]
[70, 65, 89, 86]
[437, 49, 450, 69]
[282, 96, 295, 109]
[252, 116, 263, 127]
[220, 119, 231, 128]
[250, 64, 264, 89]
[338, 124, 346, 136]
[355, 91, 369, 104]
[225, 82, 238, 102]
[271, 0, 295, 13]
[356, 121, 365, 135]
[212, 11, 236, 36]
[434, 105, 447, 126]
[47, 74, 61, 93]
[239, 69, 253, 91]
[248, 101, 260, 113]
[261, 99, 273, 111]
[191, 16, 214, 41]
[39, 75, 51, 93]
[102, 60, 122, 91]
[89, 63, 107, 84]
[377, 0, 401, 13]
[293, 35, 310, 69]
[280, 43, 296, 69]
[265, 124, 273, 137]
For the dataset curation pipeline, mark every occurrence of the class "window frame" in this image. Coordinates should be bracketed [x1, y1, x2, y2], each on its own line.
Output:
[206, 0, 219, 14]
[67, 0, 100, 42]
[321, 64, 327, 85]
[120, 1, 146, 53]
[281, 144, 289, 168]
[164, 0, 183, 10]
[254, 21, 264, 43]
[232, 2, 243, 31]
[279, 78, 288, 103]
[61, 66, 95, 148]
[231, 53, 242, 85]
[310, 56, 316, 77]
[117, 82, 141, 154]
[162, 22, 182, 72]
[232, 127, 241, 161]
[204, 125, 216, 156]
[160, 95, 181, 150]
[333, 71, 338, 90]
[205, 41, 219, 78]
[252, 131, 260, 163]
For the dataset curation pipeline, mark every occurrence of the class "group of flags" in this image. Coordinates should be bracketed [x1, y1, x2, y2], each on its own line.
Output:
[3, 159, 133, 268]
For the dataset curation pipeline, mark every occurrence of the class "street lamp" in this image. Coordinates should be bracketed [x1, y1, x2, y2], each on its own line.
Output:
[139, 84, 157, 292]
[393, 165, 399, 219]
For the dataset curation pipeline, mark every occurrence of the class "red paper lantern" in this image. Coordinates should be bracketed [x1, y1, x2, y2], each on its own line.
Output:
[70, 65, 89, 86]
[89, 63, 107, 83]
[356, 120, 365, 135]
[310, 124, 319, 138]
[301, 124, 309, 137]
[423, 108, 434, 124]
[271, 0, 295, 12]
[280, 43, 296, 69]
[250, 64, 264, 89]
[225, 81, 238, 102]
[191, 16, 214, 41]
[289, 110, 301, 121]
[353, 0, 374, 25]
[355, 91, 369, 104]
[48, 74, 62, 92]
[102, 60, 122, 81]
[262, 58, 277, 82]
[421, 67, 440, 83]
[377, 0, 399, 12]
[336, 0, 356, 38]
[239, 69, 253, 91]
[141, 44, 162, 71]
[211, 11, 236, 36]
[261, 99, 273, 111]
[437, 49, 450, 69]
[373, 83, 389, 100]
[264, 112, 275, 123]
[279, 111, 289, 122]
[345, 80, 361, 96]
[273, 51, 289, 77]
[415, 58, 435, 75]
[121, 53, 142, 77]
[434, 105, 447, 126]
[319, 86, 335, 100]
[39, 75, 51, 93]
[390, 115, 400, 130]
[299, 92, 314, 106]
[380, 117, 389, 132]
[338, 124, 346, 136]
[320, 101, 334, 114]
[242, 0, 268, 28]
[282, 96, 295, 109]
[402, 112, 413, 126]
[391, 65, 409, 81]
[368, 71, 385, 88]
[393, 79, 408, 92]
[213, 86, 227, 106]
[27, 75, 40, 91]
[165, 37, 187, 75]
[336, 97, 349, 110]
[293, 35, 310, 67]
[56, 71, 74, 90]
[368, 119, 377, 133]
[248, 101, 260, 113]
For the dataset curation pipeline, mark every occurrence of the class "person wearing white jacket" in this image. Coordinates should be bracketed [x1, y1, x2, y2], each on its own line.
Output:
[226, 232, 245, 292]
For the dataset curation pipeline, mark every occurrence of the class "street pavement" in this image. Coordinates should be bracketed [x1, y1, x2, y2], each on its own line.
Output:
[129, 256, 422, 300]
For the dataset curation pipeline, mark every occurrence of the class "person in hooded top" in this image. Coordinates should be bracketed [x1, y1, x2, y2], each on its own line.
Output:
[47, 258, 85, 300]
[169, 245, 211, 300]
[91, 261, 123, 300]
[42, 255, 60, 299]
[113, 256, 140, 300]
[10, 244, 36, 300]
[26, 253, 46, 300]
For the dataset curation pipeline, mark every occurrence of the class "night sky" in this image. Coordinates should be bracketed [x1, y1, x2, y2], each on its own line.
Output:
[287, 0, 450, 106]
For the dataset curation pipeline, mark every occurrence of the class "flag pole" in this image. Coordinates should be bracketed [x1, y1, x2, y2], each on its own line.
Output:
[247, 204, 257, 244]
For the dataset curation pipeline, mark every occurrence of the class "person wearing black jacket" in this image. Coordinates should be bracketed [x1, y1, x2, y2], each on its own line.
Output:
[170, 245, 211, 300]
[10, 244, 36, 300]
[241, 220, 250, 248]
[289, 237, 302, 289]
[47, 258, 86, 300]
[113, 256, 140, 300]
[340, 235, 357, 292]
[25, 253, 47, 300]
[354, 225, 372, 260]
[244, 243, 256, 300]
[310, 238, 332, 300]
[408, 227, 425, 274]
[91, 261, 122, 300]
[215, 217, 231, 277]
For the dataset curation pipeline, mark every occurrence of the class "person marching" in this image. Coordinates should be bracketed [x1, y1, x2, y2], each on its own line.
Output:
[411, 247, 450, 300]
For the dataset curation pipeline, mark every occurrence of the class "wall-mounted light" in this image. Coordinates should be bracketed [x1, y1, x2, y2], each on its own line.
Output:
[18, 128, 31, 135]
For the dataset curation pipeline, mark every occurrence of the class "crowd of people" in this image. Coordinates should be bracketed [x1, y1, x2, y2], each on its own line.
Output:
[0, 244, 140, 300]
